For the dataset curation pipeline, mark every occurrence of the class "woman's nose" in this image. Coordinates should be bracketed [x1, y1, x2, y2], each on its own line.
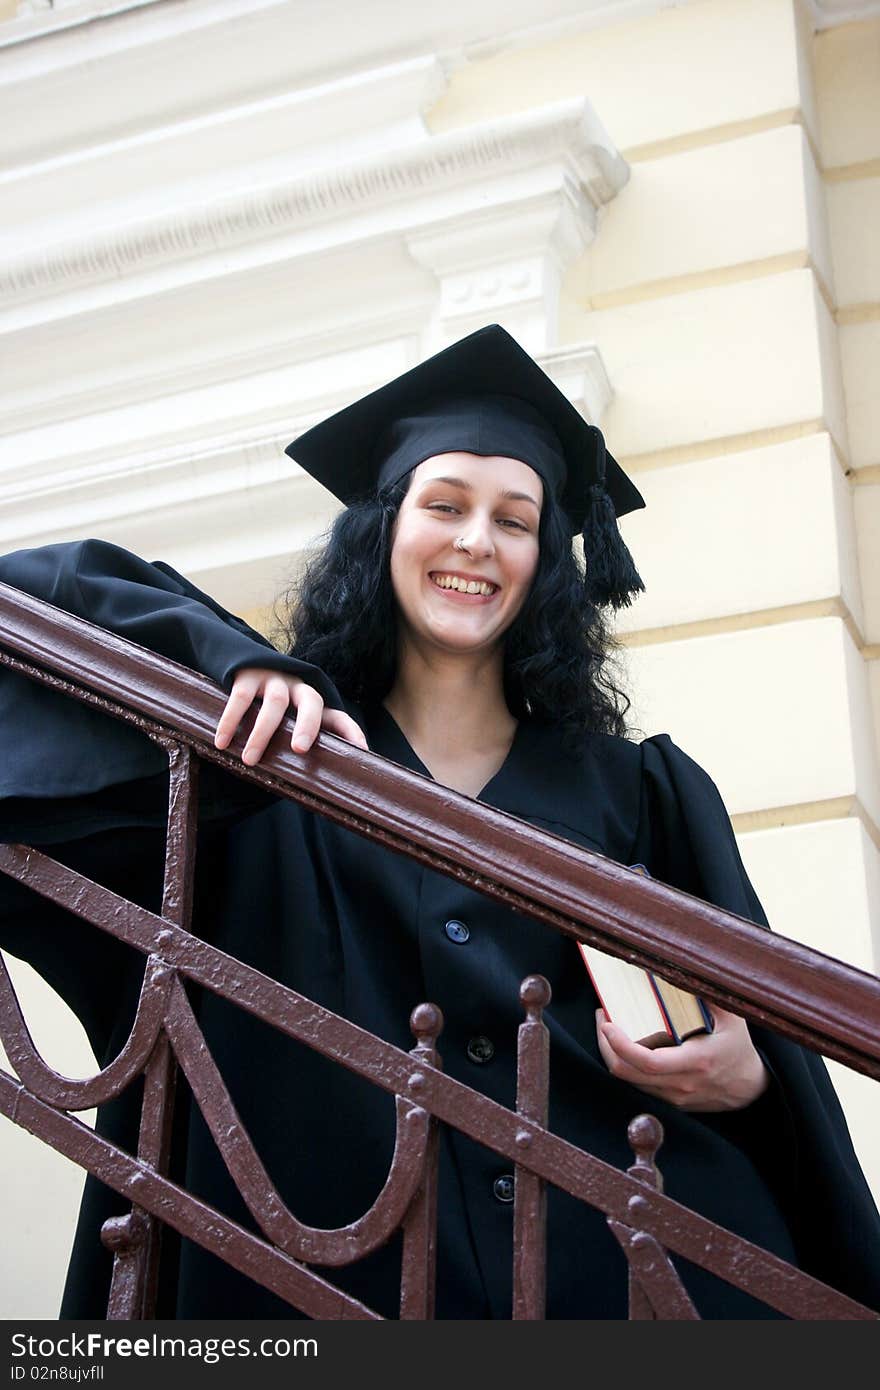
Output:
[456, 513, 495, 556]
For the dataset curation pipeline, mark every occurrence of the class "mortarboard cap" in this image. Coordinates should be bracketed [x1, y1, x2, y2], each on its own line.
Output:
[286, 324, 645, 608]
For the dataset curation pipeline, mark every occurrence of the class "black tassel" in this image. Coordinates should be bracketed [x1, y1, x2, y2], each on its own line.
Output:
[581, 481, 645, 610]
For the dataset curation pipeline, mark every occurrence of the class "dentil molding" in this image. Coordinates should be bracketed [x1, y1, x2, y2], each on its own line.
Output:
[1, 97, 626, 315]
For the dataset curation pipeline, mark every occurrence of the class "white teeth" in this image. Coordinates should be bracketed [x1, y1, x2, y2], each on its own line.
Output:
[432, 574, 496, 595]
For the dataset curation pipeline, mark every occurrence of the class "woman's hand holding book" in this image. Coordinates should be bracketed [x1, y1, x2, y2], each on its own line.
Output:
[596, 1005, 770, 1112]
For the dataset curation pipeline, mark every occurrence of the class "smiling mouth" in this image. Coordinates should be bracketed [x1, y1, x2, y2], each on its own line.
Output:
[429, 572, 499, 597]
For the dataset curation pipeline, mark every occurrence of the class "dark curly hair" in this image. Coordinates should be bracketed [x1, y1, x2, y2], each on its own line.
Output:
[273, 476, 634, 748]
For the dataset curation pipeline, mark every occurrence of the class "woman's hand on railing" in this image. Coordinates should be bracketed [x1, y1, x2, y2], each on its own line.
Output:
[214, 667, 369, 764]
[595, 1006, 770, 1112]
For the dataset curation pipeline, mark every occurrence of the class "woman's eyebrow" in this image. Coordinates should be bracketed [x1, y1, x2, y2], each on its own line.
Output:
[421, 475, 541, 511]
[419, 474, 474, 493]
[502, 488, 541, 511]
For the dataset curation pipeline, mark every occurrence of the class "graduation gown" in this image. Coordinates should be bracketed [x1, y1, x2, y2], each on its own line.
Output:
[1, 539, 879, 1320]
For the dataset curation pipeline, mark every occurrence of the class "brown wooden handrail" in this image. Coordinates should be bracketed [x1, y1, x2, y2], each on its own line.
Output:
[1, 580, 879, 1078]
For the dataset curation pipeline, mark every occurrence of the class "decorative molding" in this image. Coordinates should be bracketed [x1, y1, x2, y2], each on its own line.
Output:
[0, 53, 448, 197]
[406, 178, 600, 351]
[0, 1, 681, 60]
[1, 0, 282, 55]
[1, 98, 626, 313]
[13, 0, 157, 20]
[7, 1, 878, 60]
[540, 340, 613, 429]
[0, 0, 677, 167]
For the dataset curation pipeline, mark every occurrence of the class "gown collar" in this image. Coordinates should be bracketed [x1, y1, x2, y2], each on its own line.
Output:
[355, 701, 636, 862]
[362, 701, 529, 803]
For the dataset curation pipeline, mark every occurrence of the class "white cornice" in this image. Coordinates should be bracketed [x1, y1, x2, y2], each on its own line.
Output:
[2, 0, 286, 58]
[0, 97, 626, 316]
[0, 51, 449, 182]
[1, 1, 690, 60]
[6, 0, 877, 62]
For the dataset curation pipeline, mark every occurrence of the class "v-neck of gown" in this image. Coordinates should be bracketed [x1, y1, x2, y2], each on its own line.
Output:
[364, 701, 527, 803]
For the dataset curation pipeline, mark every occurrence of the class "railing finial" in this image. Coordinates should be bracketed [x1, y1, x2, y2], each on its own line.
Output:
[627, 1113, 664, 1187]
[519, 973, 551, 1022]
[409, 1002, 444, 1050]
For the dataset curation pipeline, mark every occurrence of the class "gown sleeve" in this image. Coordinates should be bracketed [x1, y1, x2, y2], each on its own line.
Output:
[0, 537, 345, 823]
[636, 732, 880, 1312]
[0, 538, 348, 1057]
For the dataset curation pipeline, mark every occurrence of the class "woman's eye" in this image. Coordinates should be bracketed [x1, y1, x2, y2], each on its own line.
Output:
[427, 502, 459, 514]
[498, 518, 529, 531]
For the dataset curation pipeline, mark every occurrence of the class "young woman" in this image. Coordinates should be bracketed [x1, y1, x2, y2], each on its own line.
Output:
[1, 326, 878, 1319]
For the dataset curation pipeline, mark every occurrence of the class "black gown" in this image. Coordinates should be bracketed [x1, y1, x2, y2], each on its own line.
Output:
[1, 539, 879, 1320]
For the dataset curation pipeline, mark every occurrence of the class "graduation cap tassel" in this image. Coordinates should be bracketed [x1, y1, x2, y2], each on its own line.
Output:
[582, 481, 645, 610]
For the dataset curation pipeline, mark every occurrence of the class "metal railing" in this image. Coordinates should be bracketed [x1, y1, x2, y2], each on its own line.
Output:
[0, 580, 878, 1320]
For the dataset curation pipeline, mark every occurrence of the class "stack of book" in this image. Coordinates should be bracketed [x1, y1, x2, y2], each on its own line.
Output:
[579, 864, 714, 1048]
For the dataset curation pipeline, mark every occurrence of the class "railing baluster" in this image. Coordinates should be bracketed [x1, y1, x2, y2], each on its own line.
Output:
[100, 1210, 150, 1318]
[104, 742, 198, 1319]
[135, 1033, 179, 1316]
[399, 1003, 443, 1320]
[609, 1113, 698, 1320]
[611, 1223, 700, 1320]
[512, 975, 550, 1320]
[623, 1114, 662, 1320]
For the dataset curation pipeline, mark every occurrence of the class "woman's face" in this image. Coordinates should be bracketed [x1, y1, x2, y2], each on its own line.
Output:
[389, 452, 543, 660]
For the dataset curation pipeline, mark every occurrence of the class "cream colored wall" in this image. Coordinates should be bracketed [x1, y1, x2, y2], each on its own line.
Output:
[431, 0, 880, 1198]
[821, 13, 880, 842]
[816, 16, 880, 690]
[0, 956, 96, 1318]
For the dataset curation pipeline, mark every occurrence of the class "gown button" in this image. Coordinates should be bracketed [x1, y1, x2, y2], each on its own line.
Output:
[466, 1035, 495, 1064]
[444, 919, 470, 944]
[493, 1174, 515, 1203]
